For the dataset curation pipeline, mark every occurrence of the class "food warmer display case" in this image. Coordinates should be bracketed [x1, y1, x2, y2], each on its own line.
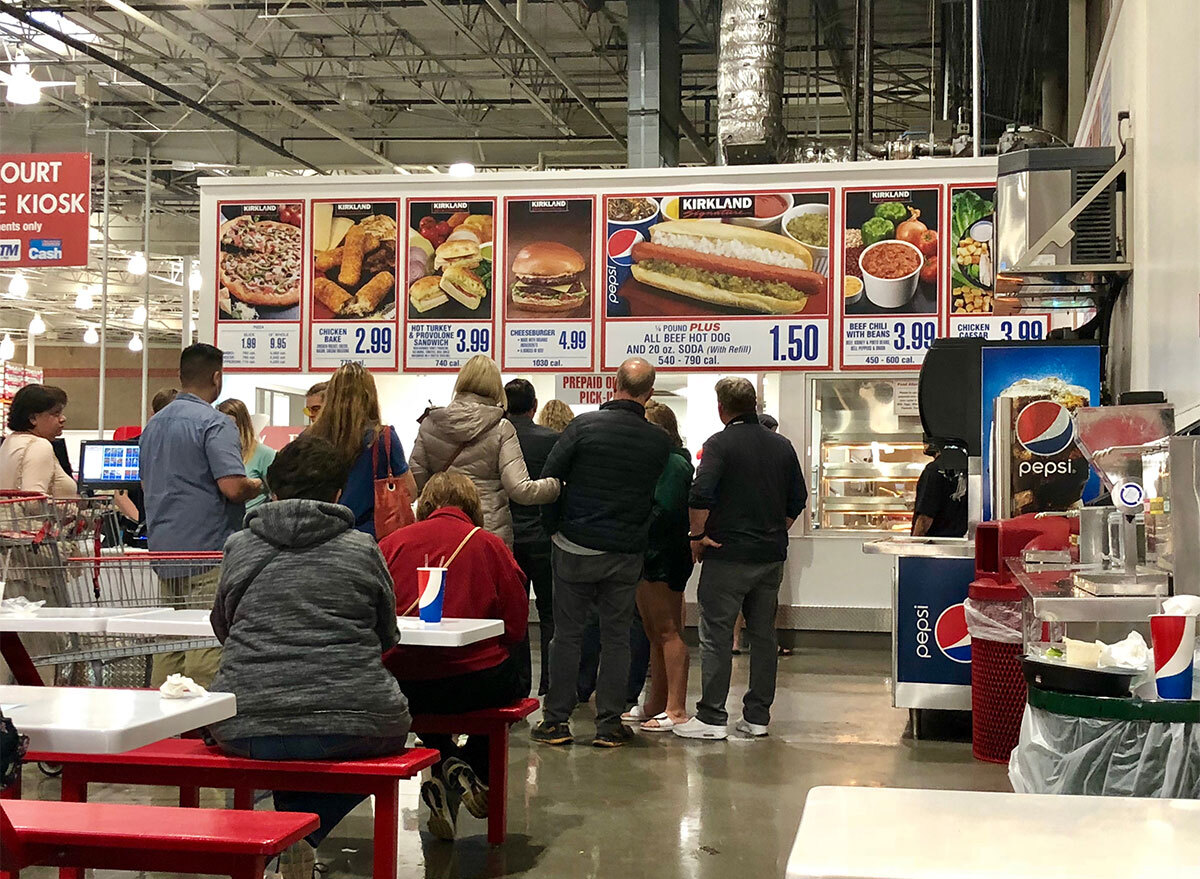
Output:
[810, 377, 925, 533]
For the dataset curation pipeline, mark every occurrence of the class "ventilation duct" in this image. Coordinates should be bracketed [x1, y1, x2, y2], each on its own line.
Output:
[717, 0, 786, 165]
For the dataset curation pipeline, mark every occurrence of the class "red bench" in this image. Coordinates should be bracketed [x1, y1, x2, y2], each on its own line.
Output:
[409, 697, 539, 845]
[22, 741, 438, 879]
[0, 799, 317, 879]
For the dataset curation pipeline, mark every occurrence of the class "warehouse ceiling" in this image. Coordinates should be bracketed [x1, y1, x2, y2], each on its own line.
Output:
[0, 0, 952, 343]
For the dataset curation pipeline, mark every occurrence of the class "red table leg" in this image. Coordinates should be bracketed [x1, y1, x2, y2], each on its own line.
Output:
[487, 726, 507, 845]
[58, 770, 86, 879]
[179, 786, 200, 808]
[233, 788, 254, 811]
[0, 633, 41, 687]
[372, 781, 399, 879]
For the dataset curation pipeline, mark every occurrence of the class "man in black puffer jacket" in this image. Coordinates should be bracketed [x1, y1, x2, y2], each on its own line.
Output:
[532, 357, 670, 749]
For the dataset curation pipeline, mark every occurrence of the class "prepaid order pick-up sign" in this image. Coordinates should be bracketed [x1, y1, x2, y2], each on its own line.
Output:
[0, 153, 91, 268]
[601, 189, 834, 371]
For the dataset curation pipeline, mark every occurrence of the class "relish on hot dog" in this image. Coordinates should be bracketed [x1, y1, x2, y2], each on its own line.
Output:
[630, 220, 825, 314]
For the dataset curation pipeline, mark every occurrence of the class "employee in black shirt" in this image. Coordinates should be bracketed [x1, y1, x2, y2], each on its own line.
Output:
[911, 441, 968, 538]
[674, 378, 807, 741]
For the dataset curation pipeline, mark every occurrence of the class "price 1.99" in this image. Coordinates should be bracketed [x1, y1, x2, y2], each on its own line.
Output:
[455, 327, 491, 354]
[769, 324, 821, 363]
[892, 320, 937, 352]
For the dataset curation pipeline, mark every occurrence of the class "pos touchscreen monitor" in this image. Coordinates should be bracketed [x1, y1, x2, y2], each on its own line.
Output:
[78, 439, 141, 490]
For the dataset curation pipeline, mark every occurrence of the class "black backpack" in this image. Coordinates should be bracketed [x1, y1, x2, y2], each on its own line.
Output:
[0, 709, 26, 791]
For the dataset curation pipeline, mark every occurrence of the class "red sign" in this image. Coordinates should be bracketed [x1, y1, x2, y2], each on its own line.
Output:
[0, 152, 91, 268]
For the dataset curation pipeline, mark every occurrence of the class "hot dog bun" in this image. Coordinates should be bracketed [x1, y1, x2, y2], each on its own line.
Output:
[649, 220, 814, 269]
[631, 265, 808, 315]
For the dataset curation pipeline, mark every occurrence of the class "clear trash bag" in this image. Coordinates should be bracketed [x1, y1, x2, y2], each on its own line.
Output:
[964, 597, 1023, 644]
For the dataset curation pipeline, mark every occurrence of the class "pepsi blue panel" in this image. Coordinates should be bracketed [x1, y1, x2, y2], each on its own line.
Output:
[979, 345, 1102, 520]
[894, 556, 973, 709]
[600, 190, 833, 371]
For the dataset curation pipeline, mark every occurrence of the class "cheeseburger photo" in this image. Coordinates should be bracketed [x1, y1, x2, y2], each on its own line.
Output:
[510, 241, 589, 314]
[630, 219, 825, 314]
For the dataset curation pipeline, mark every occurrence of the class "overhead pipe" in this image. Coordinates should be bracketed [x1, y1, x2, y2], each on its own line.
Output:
[99, 131, 110, 440]
[971, 0, 982, 156]
[850, 0, 862, 160]
[0, 2, 322, 173]
[141, 147, 151, 426]
[717, 0, 786, 164]
[864, 0, 875, 144]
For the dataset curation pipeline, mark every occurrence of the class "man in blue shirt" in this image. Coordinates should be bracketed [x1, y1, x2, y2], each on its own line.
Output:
[140, 343, 263, 686]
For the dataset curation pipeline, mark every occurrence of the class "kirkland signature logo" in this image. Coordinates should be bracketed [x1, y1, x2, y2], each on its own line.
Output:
[0, 240, 20, 262]
[28, 239, 63, 260]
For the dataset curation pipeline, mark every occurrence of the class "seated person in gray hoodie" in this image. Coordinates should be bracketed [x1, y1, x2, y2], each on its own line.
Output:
[208, 433, 411, 879]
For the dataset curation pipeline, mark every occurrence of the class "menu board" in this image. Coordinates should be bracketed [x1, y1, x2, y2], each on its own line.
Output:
[215, 201, 304, 371]
[403, 198, 496, 371]
[501, 196, 595, 371]
[309, 200, 399, 370]
[840, 186, 943, 369]
[600, 188, 833, 371]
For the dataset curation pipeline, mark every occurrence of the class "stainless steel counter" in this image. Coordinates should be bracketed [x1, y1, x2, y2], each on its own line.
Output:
[863, 536, 975, 559]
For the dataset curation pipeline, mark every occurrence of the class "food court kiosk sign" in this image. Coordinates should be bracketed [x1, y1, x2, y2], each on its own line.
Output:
[0, 153, 91, 268]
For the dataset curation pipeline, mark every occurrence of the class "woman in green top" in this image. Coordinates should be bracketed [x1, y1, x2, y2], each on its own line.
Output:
[217, 399, 275, 512]
[633, 401, 694, 731]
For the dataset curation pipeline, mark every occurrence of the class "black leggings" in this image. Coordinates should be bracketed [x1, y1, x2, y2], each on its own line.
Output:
[395, 655, 523, 779]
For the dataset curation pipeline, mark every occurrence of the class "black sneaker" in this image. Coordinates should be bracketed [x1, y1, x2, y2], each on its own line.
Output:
[420, 778, 458, 841]
[531, 721, 573, 746]
[593, 725, 635, 748]
[443, 756, 488, 819]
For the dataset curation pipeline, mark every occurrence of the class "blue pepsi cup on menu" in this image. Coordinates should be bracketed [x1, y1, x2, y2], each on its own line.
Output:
[1151, 614, 1196, 699]
[605, 196, 660, 302]
[417, 566, 447, 624]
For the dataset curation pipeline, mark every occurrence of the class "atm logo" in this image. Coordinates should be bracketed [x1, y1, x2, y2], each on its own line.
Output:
[1016, 400, 1075, 456]
[0, 240, 19, 262]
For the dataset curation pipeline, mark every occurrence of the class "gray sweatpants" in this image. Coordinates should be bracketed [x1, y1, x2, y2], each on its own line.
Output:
[543, 546, 642, 734]
[696, 558, 786, 727]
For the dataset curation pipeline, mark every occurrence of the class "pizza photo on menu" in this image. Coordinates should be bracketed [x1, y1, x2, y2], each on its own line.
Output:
[217, 202, 303, 322]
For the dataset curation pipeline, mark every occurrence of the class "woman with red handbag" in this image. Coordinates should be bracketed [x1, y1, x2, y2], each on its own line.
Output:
[307, 363, 417, 539]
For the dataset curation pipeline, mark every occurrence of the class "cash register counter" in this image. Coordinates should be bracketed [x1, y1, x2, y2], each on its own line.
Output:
[864, 536, 975, 738]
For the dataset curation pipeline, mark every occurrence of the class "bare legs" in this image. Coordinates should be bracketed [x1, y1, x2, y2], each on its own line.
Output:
[636, 580, 690, 724]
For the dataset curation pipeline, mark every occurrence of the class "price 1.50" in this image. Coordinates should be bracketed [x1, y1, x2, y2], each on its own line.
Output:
[354, 326, 392, 355]
[455, 327, 491, 354]
[892, 320, 938, 352]
[769, 324, 821, 363]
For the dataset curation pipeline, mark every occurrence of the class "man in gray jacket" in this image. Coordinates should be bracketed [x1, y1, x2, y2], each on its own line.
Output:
[207, 434, 410, 879]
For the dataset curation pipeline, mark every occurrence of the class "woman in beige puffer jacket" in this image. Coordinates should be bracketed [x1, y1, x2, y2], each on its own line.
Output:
[410, 355, 560, 547]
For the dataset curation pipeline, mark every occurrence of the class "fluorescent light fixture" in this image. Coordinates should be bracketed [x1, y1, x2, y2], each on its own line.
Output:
[131, 304, 147, 324]
[74, 285, 94, 310]
[4, 55, 40, 105]
[448, 162, 475, 177]
[128, 332, 143, 353]
[126, 251, 147, 275]
[83, 325, 99, 345]
[89, 226, 103, 241]
[188, 260, 202, 293]
[0, 334, 14, 361]
[393, 165, 412, 175]
[190, 319, 197, 332]
[28, 313, 46, 336]
[7, 270, 28, 299]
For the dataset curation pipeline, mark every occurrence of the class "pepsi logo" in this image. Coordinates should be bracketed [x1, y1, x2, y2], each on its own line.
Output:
[1015, 400, 1076, 457]
[606, 228, 644, 267]
[935, 603, 971, 664]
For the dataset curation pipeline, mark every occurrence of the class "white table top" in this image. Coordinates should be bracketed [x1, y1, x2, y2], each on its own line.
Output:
[0, 607, 168, 633]
[107, 608, 503, 647]
[0, 685, 236, 754]
[787, 786, 1200, 879]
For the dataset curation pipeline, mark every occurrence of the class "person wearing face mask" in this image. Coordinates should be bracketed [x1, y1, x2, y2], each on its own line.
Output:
[0, 384, 74, 497]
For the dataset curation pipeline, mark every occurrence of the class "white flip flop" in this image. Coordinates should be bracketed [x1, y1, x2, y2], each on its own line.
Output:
[640, 713, 677, 732]
[621, 705, 649, 723]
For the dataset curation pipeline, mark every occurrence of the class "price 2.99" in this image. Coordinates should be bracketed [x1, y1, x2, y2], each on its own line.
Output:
[354, 326, 392, 356]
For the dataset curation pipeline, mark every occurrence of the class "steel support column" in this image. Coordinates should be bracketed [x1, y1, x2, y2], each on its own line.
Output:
[627, 0, 681, 167]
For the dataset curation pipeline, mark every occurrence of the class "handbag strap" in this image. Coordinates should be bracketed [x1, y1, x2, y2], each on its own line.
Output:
[437, 412, 503, 474]
[400, 526, 481, 616]
[374, 426, 395, 481]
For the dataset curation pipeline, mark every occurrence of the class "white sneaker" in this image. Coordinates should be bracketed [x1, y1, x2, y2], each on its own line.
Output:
[736, 718, 769, 737]
[672, 717, 728, 740]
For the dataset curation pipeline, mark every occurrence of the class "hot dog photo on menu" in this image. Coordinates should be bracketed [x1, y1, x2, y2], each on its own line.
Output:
[842, 187, 941, 316]
[603, 191, 830, 319]
[217, 202, 303, 322]
[504, 197, 593, 321]
[406, 199, 494, 321]
[311, 201, 398, 321]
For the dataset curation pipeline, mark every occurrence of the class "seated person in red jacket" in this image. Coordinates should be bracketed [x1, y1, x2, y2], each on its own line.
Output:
[380, 471, 527, 842]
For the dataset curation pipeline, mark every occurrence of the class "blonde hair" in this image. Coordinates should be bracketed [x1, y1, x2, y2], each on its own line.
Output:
[453, 355, 505, 408]
[537, 399, 575, 433]
[216, 398, 258, 463]
[308, 363, 382, 464]
[416, 471, 484, 527]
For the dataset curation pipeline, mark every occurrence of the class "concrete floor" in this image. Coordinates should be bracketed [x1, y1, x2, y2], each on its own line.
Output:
[19, 639, 1009, 879]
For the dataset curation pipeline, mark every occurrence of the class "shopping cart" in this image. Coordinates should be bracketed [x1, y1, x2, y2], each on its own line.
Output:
[0, 491, 222, 686]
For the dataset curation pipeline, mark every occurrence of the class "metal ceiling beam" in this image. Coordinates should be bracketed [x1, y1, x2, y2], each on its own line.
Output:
[813, 0, 858, 113]
[479, 0, 625, 146]
[92, 0, 393, 170]
[0, 1, 320, 172]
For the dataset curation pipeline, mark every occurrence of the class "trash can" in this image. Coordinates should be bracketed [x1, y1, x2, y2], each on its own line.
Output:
[965, 587, 1025, 763]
